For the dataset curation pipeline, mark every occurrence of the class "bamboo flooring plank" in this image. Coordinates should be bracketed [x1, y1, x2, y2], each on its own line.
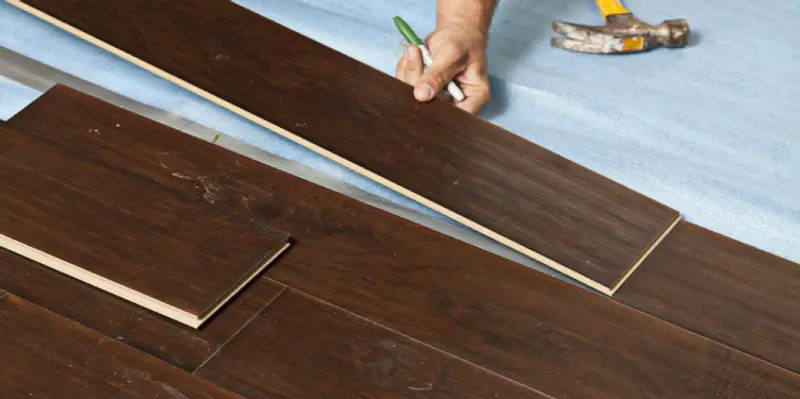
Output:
[10, 86, 800, 398]
[0, 247, 286, 372]
[6, 0, 681, 294]
[196, 288, 548, 399]
[0, 123, 290, 328]
[616, 220, 800, 373]
[0, 292, 240, 398]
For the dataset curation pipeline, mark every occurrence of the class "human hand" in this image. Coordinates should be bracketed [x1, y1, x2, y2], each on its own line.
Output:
[395, 23, 490, 114]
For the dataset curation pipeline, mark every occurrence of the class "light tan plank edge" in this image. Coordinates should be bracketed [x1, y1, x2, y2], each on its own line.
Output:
[0, 234, 290, 328]
[608, 214, 682, 295]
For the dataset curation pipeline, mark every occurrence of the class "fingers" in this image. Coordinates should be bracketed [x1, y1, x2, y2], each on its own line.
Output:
[414, 48, 463, 102]
[455, 84, 491, 114]
[404, 46, 424, 84]
[395, 45, 424, 85]
[397, 42, 490, 114]
[394, 48, 408, 80]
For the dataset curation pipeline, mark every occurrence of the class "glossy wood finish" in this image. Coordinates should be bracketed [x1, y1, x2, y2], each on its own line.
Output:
[617, 220, 800, 373]
[9, 0, 680, 293]
[0, 247, 285, 372]
[13, 86, 800, 398]
[0, 293, 239, 398]
[196, 288, 548, 399]
[0, 124, 289, 327]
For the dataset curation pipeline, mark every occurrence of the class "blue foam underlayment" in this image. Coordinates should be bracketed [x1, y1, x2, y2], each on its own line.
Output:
[0, 75, 40, 120]
[1, 0, 798, 263]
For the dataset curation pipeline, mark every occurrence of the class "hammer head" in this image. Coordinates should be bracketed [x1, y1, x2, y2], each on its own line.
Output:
[552, 13, 690, 54]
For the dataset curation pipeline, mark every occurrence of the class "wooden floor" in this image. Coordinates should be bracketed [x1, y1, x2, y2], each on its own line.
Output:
[3, 1, 800, 397]
[1, 84, 799, 398]
[6, 0, 683, 294]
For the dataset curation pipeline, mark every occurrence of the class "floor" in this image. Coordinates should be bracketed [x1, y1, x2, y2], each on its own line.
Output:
[1, 2, 799, 396]
[0, 0, 798, 273]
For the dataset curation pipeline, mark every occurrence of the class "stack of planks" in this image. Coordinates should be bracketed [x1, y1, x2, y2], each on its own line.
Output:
[1, 1, 799, 398]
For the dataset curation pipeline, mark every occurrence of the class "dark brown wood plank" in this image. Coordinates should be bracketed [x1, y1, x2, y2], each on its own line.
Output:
[0, 123, 289, 327]
[8, 0, 680, 293]
[0, 247, 285, 372]
[0, 293, 239, 398]
[10, 86, 800, 398]
[617, 220, 800, 373]
[196, 288, 548, 399]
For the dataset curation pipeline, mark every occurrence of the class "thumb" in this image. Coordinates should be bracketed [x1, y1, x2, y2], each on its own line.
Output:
[413, 48, 462, 102]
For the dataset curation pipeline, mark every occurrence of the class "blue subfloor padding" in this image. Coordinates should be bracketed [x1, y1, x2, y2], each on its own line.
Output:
[1, 0, 798, 262]
[0, 75, 40, 120]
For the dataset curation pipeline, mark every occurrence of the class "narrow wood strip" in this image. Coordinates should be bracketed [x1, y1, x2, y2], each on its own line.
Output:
[0, 235, 289, 328]
[196, 288, 550, 398]
[6, 0, 681, 293]
[617, 220, 800, 373]
[0, 293, 240, 398]
[10, 85, 800, 398]
[0, 247, 286, 372]
[0, 124, 290, 328]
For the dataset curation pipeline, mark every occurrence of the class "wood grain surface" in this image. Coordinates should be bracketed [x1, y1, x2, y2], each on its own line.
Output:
[0, 123, 289, 327]
[12, 86, 800, 398]
[8, 0, 681, 293]
[0, 247, 285, 372]
[617, 220, 800, 373]
[0, 293, 239, 398]
[196, 288, 548, 399]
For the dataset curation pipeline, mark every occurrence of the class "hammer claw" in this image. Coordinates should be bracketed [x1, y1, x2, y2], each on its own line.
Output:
[551, 36, 644, 54]
[551, 37, 618, 54]
[552, 20, 603, 38]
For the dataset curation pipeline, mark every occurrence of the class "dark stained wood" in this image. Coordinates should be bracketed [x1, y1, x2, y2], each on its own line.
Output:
[0, 293, 239, 398]
[0, 247, 285, 372]
[0, 124, 289, 324]
[11, 0, 680, 291]
[11, 86, 800, 398]
[196, 288, 548, 399]
[617, 220, 800, 373]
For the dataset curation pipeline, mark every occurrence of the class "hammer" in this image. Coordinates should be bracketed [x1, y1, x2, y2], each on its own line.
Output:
[551, 0, 690, 54]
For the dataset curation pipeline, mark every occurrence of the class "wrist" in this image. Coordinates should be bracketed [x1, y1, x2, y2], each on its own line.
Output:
[436, 0, 497, 35]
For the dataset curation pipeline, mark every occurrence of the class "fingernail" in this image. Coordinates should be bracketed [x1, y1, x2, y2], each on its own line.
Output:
[406, 46, 416, 60]
[414, 83, 433, 101]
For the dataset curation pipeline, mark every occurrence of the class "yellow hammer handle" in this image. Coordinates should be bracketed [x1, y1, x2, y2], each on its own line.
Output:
[595, 0, 630, 19]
